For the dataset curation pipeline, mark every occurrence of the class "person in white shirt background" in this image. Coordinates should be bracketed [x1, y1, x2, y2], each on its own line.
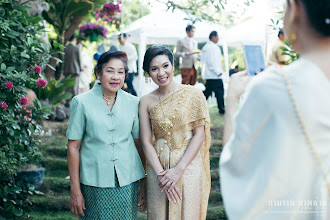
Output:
[201, 31, 225, 114]
[118, 33, 138, 96]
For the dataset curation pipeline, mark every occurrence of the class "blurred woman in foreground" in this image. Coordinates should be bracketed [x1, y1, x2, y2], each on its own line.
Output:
[220, 0, 330, 219]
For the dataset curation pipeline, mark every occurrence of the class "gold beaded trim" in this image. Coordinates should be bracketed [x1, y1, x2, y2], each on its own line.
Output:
[280, 67, 330, 196]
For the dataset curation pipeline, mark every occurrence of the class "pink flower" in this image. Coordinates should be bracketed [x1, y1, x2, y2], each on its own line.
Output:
[5, 81, 13, 89]
[23, 115, 31, 121]
[20, 97, 28, 105]
[104, 3, 109, 7]
[119, 1, 122, 4]
[0, 101, 8, 110]
[36, 78, 47, 89]
[34, 65, 42, 74]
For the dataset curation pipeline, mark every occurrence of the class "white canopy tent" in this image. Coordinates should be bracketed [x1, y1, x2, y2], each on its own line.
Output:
[110, 9, 228, 96]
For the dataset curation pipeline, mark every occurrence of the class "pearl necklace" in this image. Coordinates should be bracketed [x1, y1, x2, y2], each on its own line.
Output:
[280, 67, 330, 196]
[103, 95, 116, 106]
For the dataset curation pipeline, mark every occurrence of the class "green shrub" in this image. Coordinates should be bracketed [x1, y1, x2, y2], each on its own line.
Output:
[0, 0, 63, 218]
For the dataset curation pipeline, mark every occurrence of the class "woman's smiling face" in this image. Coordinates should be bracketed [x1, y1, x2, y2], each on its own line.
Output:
[97, 58, 126, 93]
[149, 55, 174, 87]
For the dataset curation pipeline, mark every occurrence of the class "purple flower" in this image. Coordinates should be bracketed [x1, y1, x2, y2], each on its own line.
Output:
[20, 97, 28, 105]
[104, 3, 109, 7]
[34, 65, 41, 74]
[5, 81, 13, 89]
[0, 101, 8, 110]
[36, 78, 47, 89]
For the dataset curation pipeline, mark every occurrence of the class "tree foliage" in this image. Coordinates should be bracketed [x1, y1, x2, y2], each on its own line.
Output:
[155, 0, 255, 25]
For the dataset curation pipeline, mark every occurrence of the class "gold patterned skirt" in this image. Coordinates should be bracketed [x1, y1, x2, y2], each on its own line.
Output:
[147, 134, 206, 220]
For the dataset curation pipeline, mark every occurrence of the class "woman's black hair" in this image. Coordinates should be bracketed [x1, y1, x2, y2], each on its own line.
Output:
[297, 0, 330, 36]
[94, 51, 129, 76]
[143, 45, 174, 74]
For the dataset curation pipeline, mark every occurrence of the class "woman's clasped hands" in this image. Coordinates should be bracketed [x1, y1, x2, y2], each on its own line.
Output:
[157, 167, 183, 204]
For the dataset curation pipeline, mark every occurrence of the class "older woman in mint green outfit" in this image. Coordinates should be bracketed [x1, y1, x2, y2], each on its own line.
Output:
[67, 51, 146, 219]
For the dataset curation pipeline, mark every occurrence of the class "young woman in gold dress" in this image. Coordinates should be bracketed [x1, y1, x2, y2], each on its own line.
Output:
[139, 45, 211, 220]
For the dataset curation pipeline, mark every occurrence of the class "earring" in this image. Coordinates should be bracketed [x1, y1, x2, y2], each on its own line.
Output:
[288, 30, 297, 44]
[144, 73, 149, 84]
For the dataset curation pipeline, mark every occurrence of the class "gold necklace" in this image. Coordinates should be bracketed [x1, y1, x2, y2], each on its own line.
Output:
[280, 67, 330, 196]
[103, 95, 116, 106]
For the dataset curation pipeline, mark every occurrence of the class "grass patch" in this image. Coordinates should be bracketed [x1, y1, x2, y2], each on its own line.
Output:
[210, 155, 220, 170]
[209, 191, 221, 204]
[211, 170, 219, 181]
[209, 107, 224, 129]
[26, 211, 76, 220]
[207, 206, 228, 220]
[45, 169, 69, 178]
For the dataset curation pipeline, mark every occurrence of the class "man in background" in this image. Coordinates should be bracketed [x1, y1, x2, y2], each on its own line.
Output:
[175, 25, 199, 85]
[118, 33, 138, 96]
[201, 31, 225, 115]
[268, 29, 287, 66]
[63, 34, 81, 97]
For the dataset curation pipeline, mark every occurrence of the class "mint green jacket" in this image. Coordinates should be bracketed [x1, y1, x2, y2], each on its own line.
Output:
[66, 83, 145, 187]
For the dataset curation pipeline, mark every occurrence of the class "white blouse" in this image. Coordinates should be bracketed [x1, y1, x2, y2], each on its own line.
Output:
[220, 58, 330, 219]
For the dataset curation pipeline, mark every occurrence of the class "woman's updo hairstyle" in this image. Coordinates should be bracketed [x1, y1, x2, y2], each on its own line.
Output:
[94, 51, 129, 76]
[299, 0, 330, 36]
[143, 45, 174, 74]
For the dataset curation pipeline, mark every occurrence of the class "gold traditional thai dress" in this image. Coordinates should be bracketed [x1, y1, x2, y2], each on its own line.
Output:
[147, 85, 211, 220]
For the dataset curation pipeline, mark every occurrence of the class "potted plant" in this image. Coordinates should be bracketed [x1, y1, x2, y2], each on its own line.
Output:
[78, 23, 109, 41]
[96, 0, 122, 23]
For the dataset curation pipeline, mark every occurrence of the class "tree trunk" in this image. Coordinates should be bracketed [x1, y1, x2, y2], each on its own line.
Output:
[64, 16, 84, 45]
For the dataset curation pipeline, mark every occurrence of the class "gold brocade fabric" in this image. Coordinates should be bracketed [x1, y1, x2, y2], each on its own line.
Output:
[148, 85, 211, 220]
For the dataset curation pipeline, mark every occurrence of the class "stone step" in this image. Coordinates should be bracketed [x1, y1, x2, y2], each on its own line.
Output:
[39, 135, 68, 149]
[43, 147, 68, 159]
[46, 169, 69, 179]
[30, 194, 70, 212]
[45, 157, 68, 172]
[39, 177, 70, 194]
